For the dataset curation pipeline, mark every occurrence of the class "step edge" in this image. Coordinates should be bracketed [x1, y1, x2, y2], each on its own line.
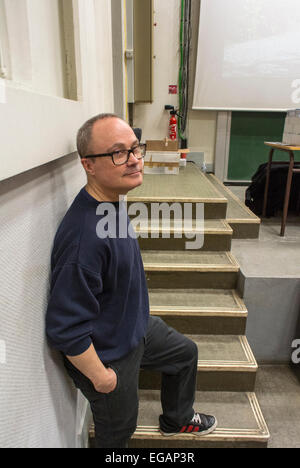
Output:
[144, 265, 240, 272]
[89, 427, 268, 442]
[148, 289, 247, 314]
[143, 251, 240, 271]
[139, 339, 257, 371]
[207, 174, 261, 223]
[150, 309, 248, 317]
[193, 335, 257, 370]
[132, 429, 269, 442]
[135, 220, 233, 235]
[135, 228, 233, 235]
[196, 363, 258, 372]
[90, 426, 269, 442]
[227, 218, 261, 225]
[240, 336, 258, 367]
[133, 391, 269, 441]
[127, 196, 228, 204]
[247, 392, 270, 439]
[89, 393, 270, 442]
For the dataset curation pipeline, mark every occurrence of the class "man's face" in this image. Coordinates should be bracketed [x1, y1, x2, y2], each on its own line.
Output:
[82, 117, 144, 197]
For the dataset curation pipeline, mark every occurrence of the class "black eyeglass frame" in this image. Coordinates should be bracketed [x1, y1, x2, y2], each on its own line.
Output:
[83, 143, 147, 166]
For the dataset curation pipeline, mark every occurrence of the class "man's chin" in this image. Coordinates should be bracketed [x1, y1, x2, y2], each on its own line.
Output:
[123, 172, 143, 190]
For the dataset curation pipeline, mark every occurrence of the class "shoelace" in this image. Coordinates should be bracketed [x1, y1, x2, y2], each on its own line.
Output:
[191, 413, 202, 425]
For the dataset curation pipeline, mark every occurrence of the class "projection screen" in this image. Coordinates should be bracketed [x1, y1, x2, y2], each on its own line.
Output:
[193, 0, 300, 111]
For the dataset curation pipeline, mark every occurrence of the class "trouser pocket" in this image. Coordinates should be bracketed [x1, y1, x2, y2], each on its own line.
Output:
[102, 340, 145, 435]
[63, 340, 145, 447]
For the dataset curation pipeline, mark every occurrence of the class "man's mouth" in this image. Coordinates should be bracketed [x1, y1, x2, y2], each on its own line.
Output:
[124, 170, 142, 176]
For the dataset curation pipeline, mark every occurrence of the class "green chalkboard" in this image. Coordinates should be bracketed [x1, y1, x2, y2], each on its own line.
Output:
[227, 111, 296, 181]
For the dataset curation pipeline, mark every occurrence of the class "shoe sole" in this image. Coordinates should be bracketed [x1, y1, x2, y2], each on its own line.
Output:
[160, 418, 218, 437]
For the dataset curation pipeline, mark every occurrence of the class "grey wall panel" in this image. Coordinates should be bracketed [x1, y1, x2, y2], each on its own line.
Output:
[0, 153, 87, 448]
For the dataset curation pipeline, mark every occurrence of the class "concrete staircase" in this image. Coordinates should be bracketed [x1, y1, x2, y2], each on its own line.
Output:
[89, 164, 270, 448]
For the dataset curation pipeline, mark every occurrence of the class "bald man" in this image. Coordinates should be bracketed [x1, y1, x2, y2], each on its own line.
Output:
[46, 114, 217, 448]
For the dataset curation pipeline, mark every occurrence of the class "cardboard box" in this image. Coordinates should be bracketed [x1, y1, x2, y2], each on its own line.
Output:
[144, 151, 180, 175]
[283, 109, 300, 145]
[146, 139, 179, 152]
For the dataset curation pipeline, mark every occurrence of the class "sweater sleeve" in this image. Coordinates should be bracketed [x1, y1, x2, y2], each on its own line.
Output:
[46, 263, 103, 356]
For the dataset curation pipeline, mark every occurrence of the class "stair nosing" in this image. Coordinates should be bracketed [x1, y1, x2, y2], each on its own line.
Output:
[149, 289, 247, 316]
[89, 392, 270, 442]
[206, 173, 261, 225]
[127, 196, 228, 204]
[134, 219, 233, 235]
[144, 265, 239, 272]
[194, 335, 258, 372]
[197, 362, 257, 372]
[133, 392, 269, 441]
[142, 251, 240, 272]
[227, 218, 261, 224]
[150, 309, 248, 317]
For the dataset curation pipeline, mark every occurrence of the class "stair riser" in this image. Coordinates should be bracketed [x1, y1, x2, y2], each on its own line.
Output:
[230, 222, 260, 239]
[139, 370, 256, 393]
[138, 234, 232, 251]
[127, 201, 227, 220]
[206, 173, 261, 240]
[145, 271, 238, 289]
[151, 314, 247, 335]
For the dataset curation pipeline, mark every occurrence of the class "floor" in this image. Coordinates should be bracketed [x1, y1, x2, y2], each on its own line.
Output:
[229, 185, 300, 277]
[255, 365, 300, 448]
[228, 185, 300, 448]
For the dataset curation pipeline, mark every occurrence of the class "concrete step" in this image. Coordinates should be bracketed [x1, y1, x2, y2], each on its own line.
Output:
[206, 174, 261, 239]
[131, 390, 269, 448]
[128, 163, 228, 219]
[139, 335, 257, 392]
[136, 219, 233, 251]
[90, 391, 270, 448]
[142, 250, 240, 289]
[149, 288, 247, 334]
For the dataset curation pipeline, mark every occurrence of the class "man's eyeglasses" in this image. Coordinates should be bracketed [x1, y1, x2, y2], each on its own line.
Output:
[83, 143, 147, 166]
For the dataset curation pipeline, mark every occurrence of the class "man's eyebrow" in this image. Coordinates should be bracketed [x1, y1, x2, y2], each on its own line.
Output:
[106, 139, 139, 152]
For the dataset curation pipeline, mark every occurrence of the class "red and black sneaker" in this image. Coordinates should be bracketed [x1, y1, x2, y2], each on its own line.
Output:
[160, 412, 217, 437]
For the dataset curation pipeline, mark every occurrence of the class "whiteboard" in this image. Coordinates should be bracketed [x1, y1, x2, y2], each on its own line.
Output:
[193, 0, 300, 111]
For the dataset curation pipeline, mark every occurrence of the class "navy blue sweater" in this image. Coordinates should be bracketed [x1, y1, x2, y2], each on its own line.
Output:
[46, 187, 149, 363]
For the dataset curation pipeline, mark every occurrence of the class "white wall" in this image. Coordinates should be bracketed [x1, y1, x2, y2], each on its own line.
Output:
[188, 110, 217, 166]
[0, 0, 114, 448]
[26, 0, 65, 97]
[0, 0, 114, 181]
[133, 0, 180, 141]
[134, 0, 217, 165]
[133, 0, 217, 166]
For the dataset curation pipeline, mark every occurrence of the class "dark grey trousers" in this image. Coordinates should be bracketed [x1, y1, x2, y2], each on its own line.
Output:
[63, 316, 198, 448]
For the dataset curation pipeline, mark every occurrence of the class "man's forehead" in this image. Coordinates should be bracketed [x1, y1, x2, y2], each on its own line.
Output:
[91, 117, 135, 148]
[93, 117, 131, 135]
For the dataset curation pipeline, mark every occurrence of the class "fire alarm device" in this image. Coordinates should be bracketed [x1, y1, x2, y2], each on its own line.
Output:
[169, 85, 178, 95]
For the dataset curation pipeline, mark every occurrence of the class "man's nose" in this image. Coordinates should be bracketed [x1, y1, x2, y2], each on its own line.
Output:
[127, 151, 139, 164]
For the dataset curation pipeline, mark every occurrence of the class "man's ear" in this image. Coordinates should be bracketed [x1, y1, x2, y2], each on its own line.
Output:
[81, 158, 96, 175]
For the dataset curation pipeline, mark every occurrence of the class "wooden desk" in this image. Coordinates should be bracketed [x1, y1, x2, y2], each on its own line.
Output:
[263, 142, 300, 236]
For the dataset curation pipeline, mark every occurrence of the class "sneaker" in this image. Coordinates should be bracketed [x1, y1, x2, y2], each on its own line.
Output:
[160, 412, 217, 437]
